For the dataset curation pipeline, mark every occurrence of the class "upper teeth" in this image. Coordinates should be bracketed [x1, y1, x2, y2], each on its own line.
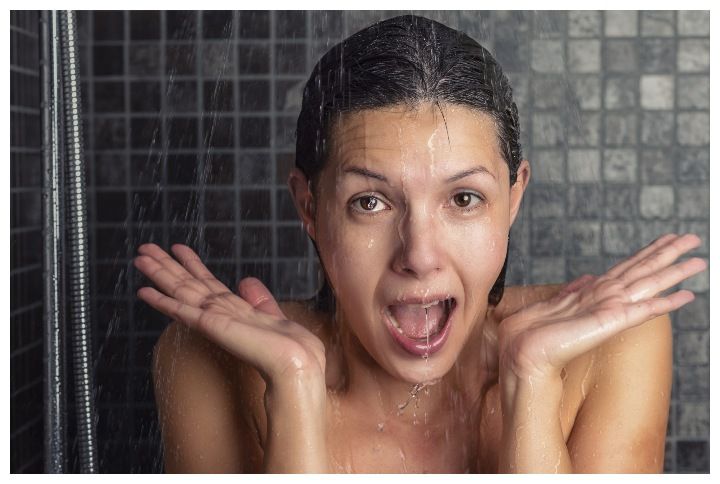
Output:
[421, 300, 442, 309]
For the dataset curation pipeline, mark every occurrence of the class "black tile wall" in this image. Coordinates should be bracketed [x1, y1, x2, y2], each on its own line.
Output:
[166, 11, 197, 40]
[237, 11, 270, 39]
[10, 10, 44, 474]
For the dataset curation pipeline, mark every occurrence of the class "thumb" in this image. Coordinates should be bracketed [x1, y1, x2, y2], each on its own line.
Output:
[237, 277, 286, 319]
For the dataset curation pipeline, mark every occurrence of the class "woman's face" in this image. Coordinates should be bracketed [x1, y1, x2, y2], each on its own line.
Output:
[293, 102, 529, 384]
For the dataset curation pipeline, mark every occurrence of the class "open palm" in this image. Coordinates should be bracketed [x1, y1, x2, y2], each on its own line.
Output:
[134, 243, 326, 382]
[497, 234, 706, 380]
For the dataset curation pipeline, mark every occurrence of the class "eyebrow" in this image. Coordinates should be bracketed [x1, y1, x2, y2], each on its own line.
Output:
[342, 165, 496, 183]
[445, 165, 496, 182]
[343, 166, 389, 182]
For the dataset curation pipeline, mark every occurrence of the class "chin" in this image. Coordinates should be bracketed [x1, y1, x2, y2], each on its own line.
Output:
[386, 353, 457, 385]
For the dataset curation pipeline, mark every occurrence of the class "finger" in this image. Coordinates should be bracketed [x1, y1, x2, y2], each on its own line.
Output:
[238, 277, 286, 319]
[170, 244, 235, 295]
[625, 257, 707, 302]
[557, 274, 596, 297]
[138, 243, 191, 279]
[547, 290, 694, 366]
[623, 290, 695, 325]
[139, 287, 287, 375]
[137, 286, 206, 326]
[617, 234, 703, 285]
[605, 233, 679, 278]
[134, 255, 210, 306]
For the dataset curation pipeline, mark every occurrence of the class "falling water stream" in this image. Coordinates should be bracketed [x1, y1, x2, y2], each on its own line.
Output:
[86, 10, 616, 473]
[112, 11, 531, 473]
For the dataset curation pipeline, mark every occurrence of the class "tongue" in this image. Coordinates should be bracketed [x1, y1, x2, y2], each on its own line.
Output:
[388, 303, 446, 339]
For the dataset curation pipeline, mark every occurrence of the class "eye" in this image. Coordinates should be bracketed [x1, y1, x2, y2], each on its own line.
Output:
[451, 192, 485, 211]
[350, 195, 390, 214]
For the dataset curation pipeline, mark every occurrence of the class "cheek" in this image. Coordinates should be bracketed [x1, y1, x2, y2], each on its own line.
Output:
[315, 208, 387, 302]
[440, 212, 510, 297]
[453, 224, 507, 273]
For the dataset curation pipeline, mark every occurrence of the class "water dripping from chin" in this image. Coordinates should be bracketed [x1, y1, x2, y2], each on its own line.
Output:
[395, 378, 440, 416]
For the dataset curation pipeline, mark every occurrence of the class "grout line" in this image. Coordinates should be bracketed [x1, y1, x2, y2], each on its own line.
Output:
[10, 263, 42, 276]
[599, 11, 607, 260]
[196, 11, 205, 258]
[15, 453, 43, 473]
[10, 416, 43, 441]
[233, 11, 242, 284]
[269, 11, 278, 295]
[122, 11, 136, 467]
[10, 373, 43, 395]
[10, 301, 44, 317]
[304, 10, 313, 296]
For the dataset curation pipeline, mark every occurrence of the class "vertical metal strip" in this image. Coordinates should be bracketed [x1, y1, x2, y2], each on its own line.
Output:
[58, 10, 98, 473]
[41, 9, 66, 474]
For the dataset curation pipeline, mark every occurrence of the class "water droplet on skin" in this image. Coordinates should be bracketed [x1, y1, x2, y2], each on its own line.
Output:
[289, 356, 303, 369]
[377, 422, 384, 432]
[398, 447, 408, 473]
[424, 306, 430, 361]
[527, 375, 535, 414]
[579, 357, 592, 399]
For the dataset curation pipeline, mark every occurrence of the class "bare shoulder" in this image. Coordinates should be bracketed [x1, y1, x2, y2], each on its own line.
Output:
[567, 312, 672, 472]
[153, 300, 331, 473]
[586, 310, 672, 400]
[152, 321, 265, 472]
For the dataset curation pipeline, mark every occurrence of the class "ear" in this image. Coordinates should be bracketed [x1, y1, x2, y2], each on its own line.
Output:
[509, 159, 530, 225]
[287, 167, 317, 240]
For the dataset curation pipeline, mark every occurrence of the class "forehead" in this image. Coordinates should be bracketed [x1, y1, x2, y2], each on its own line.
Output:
[326, 103, 506, 176]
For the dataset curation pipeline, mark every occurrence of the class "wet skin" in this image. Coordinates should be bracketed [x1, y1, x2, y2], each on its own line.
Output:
[288, 103, 530, 415]
[137, 103, 706, 472]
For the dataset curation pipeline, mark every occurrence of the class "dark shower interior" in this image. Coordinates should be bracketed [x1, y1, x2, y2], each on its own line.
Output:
[10, 10, 709, 473]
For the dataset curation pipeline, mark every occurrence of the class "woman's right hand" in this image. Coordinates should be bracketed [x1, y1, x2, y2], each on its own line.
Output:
[134, 243, 326, 384]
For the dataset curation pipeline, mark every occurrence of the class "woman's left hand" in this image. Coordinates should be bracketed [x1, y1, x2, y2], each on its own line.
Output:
[497, 233, 706, 382]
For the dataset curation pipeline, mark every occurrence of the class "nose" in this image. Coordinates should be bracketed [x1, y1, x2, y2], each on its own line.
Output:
[391, 205, 443, 278]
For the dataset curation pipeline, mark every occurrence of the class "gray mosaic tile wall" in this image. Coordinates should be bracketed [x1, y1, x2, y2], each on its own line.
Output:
[71, 10, 707, 472]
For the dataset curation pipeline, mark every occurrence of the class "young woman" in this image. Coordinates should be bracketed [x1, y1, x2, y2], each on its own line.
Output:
[134, 15, 706, 473]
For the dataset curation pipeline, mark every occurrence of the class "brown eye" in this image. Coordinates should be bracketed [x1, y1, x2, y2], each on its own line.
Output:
[360, 196, 378, 211]
[351, 195, 388, 214]
[453, 193, 472, 207]
[451, 192, 483, 210]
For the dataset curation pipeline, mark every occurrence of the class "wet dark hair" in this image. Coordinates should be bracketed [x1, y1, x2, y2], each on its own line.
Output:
[295, 14, 521, 313]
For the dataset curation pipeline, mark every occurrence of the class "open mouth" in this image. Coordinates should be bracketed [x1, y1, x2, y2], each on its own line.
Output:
[383, 297, 456, 357]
